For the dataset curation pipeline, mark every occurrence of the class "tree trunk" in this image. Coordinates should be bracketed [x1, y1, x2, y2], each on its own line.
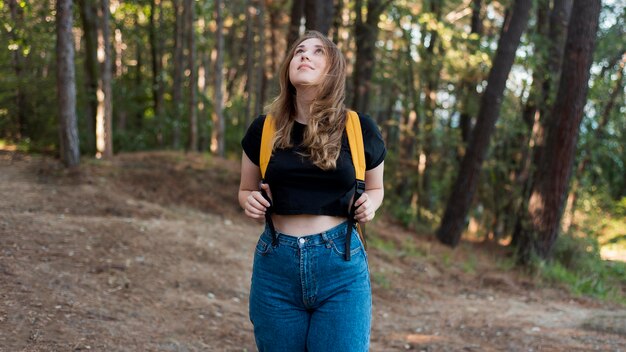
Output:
[352, 0, 391, 112]
[149, 0, 165, 145]
[420, 0, 444, 212]
[56, 0, 80, 167]
[562, 54, 624, 233]
[458, 0, 483, 144]
[332, 0, 343, 44]
[436, 0, 532, 247]
[516, 0, 601, 262]
[510, 0, 573, 246]
[255, 0, 267, 115]
[172, 0, 185, 149]
[244, 0, 256, 126]
[186, 0, 197, 151]
[7, 0, 26, 140]
[77, 0, 98, 154]
[96, 0, 113, 158]
[212, 0, 225, 157]
[304, 0, 334, 36]
[287, 0, 304, 49]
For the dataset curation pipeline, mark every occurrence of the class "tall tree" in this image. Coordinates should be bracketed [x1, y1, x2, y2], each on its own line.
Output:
[352, 0, 392, 112]
[458, 0, 484, 144]
[96, 0, 113, 158]
[510, 0, 572, 246]
[149, 0, 165, 145]
[287, 0, 304, 48]
[255, 0, 267, 114]
[562, 55, 624, 232]
[304, 0, 334, 35]
[56, 0, 80, 167]
[7, 0, 26, 140]
[77, 0, 99, 154]
[186, 0, 198, 151]
[212, 0, 225, 157]
[436, 0, 533, 247]
[419, 0, 445, 211]
[515, 0, 602, 262]
[244, 0, 256, 126]
[172, 0, 185, 149]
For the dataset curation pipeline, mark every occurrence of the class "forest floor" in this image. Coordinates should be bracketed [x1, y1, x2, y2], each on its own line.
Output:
[1, 149, 625, 352]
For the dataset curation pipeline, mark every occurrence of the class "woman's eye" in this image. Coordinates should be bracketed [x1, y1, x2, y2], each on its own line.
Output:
[295, 49, 304, 54]
[315, 48, 324, 54]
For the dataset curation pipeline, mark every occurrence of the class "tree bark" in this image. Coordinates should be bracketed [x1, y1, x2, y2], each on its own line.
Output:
[149, 0, 165, 145]
[304, 0, 334, 36]
[212, 0, 225, 157]
[77, 0, 98, 154]
[186, 0, 198, 151]
[510, 0, 572, 247]
[56, 0, 80, 167]
[244, 0, 256, 126]
[287, 0, 304, 49]
[255, 0, 267, 115]
[172, 0, 185, 149]
[7, 0, 26, 140]
[562, 54, 624, 233]
[436, 0, 532, 247]
[420, 0, 444, 212]
[516, 0, 601, 262]
[352, 0, 392, 112]
[459, 0, 483, 144]
[332, 0, 343, 44]
[96, 0, 113, 158]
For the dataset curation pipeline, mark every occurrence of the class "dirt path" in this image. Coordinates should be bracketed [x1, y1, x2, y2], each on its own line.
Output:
[0, 151, 624, 351]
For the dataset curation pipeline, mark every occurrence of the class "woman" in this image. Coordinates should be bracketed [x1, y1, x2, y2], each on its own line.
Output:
[239, 30, 385, 352]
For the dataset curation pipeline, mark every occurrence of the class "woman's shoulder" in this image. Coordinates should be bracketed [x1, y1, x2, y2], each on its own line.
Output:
[351, 111, 381, 134]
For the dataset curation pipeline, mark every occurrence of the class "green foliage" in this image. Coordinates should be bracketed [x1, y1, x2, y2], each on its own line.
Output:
[537, 234, 626, 305]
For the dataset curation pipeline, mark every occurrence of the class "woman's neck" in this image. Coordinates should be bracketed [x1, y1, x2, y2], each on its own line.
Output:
[294, 87, 317, 124]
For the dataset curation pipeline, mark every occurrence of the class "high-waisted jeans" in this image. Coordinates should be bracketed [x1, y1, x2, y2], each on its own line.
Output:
[249, 221, 371, 352]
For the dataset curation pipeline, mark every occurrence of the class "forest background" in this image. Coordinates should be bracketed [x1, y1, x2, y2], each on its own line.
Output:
[1, 0, 625, 301]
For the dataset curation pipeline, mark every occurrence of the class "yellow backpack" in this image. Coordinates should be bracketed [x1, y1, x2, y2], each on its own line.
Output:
[259, 110, 367, 260]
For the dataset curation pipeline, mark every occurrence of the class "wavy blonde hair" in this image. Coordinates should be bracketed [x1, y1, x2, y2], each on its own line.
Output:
[267, 30, 347, 170]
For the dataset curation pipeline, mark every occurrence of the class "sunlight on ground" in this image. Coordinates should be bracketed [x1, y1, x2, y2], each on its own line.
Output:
[390, 333, 444, 344]
[601, 248, 626, 262]
[0, 140, 16, 151]
[404, 334, 444, 343]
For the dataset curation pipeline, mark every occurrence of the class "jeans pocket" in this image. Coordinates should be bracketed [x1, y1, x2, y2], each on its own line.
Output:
[330, 231, 364, 258]
[255, 235, 273, 256]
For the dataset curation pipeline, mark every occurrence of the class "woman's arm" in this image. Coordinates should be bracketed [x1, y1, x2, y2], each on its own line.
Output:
[238, 152, 271, 221]
[353, 161, 384, 223]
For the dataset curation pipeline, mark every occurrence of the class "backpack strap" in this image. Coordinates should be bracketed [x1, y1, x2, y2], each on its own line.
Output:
[260, 115, 275, 180]
[259, 115, 277, 246]
[345, 111, 366, 182]
[345, 111, 367, 260]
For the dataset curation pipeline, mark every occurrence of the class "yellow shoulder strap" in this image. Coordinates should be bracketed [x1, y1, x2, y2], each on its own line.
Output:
[259, 115, 275, 179]
[345, 110, 366, 181]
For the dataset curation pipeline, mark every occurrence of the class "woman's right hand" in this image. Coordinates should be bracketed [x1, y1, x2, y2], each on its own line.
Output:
[243, 183, 272, 220]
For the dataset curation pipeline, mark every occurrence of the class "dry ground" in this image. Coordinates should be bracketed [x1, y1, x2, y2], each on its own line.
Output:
[0, 150, 624, 351]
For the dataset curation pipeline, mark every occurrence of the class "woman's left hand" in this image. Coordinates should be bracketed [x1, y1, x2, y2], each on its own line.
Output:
[353, 192, 375, 223]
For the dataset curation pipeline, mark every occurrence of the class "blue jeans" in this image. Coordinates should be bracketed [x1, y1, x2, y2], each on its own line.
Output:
[249, 221, 371, 352]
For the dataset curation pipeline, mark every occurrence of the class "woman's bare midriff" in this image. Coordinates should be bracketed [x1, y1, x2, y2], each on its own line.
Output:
[272, 214, 347, 236]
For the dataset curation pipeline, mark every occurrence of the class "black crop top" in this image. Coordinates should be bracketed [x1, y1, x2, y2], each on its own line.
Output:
[241, 113, 386, 217]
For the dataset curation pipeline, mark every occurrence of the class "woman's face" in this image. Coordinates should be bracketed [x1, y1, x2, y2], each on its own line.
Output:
[289, 38, 328, 88]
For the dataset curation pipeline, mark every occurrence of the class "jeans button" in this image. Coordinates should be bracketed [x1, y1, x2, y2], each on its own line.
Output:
[298, 238, 305, 245]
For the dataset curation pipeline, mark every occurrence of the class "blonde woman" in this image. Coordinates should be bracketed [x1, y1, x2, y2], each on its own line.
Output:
[239, 30, 385, 352]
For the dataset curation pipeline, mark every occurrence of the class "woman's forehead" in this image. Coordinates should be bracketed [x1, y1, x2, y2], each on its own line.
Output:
[296, 38, 325, 48]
